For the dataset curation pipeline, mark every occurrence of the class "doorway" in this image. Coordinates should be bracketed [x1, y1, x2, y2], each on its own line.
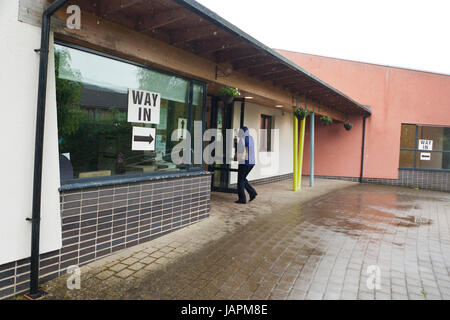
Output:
[206, 96, 245, 193]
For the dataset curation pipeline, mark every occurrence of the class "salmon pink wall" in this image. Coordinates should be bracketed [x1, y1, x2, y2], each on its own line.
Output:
[278, 50, 450, 179]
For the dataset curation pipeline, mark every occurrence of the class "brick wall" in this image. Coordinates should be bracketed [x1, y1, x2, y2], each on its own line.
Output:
[234, 170, 448, 192]
[363, 169, 449, 192]
[228, 173, 293, 190]
[0, 173, 211, 299]
[316, 169, 449, 192]
[250, 173, 294, 186]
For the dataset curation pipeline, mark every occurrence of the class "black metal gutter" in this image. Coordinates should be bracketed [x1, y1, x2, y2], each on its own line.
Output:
[28, 0, 69, 298]
[359, 112, 371, 183]
[174, 0, 371, 115]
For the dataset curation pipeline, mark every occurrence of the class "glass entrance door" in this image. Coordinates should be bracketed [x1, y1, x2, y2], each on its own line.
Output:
[207, 96, 245, 193]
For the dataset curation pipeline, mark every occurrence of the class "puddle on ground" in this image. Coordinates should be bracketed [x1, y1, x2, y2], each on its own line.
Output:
[299, 184, 439, 239]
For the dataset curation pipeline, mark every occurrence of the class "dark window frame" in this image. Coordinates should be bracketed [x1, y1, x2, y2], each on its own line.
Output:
[260, 114, 273, 152]
[54, 39, 207, 187]
[399, 123, 450, 172]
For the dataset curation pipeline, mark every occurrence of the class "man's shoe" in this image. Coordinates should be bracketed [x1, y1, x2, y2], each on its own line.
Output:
[235, 200, 246, 204]
[249, 193, 258, 202]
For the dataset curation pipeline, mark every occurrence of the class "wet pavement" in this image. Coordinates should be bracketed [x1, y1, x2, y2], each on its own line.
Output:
[44, 179, 450, 300]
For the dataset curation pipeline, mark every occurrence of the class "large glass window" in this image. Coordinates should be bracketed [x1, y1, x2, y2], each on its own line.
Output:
[399, 124, 450, 170]
[55, 43, 205, 182]
[191, 83, 204, 168]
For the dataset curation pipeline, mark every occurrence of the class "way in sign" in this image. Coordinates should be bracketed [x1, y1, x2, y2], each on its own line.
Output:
[128, 89, 161, 125]
[132, 91, 158, 122]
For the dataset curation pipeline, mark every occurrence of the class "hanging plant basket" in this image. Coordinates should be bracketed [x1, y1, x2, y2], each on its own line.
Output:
[344, 123, 353, 131]
[320, 116, 333, 126]
[219, 95, 234, 104]
[217, 87, 240, 105]
[293, 108, 309, 120]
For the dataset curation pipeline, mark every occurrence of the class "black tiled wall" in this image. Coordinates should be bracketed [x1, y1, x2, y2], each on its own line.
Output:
[363, 170, 449, 192]
[0, 173, 211, 299]
[234, 170, 448, 192]
[237, 169, 450, 192]
[233, 170, 449, 192]
[250, 173, 294, 186]
[314, 169, 449, 192]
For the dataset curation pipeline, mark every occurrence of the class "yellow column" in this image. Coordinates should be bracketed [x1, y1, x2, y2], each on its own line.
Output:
[293, 115, 299, 191]
[297, 117, 306, 190]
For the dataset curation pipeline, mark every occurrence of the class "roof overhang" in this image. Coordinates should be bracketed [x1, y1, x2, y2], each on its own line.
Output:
[59, 0, 370, 116]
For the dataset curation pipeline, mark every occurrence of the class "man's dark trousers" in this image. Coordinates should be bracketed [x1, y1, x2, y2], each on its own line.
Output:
[237, 164, 257, 203]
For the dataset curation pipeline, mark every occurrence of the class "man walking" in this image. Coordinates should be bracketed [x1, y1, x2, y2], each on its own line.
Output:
[236, 127, 257, 204]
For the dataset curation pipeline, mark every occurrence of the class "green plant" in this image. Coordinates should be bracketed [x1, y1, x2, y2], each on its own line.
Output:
[294, 108, 309, 120]
[55, 49, 83, 136]
[344, 123, 353, 131]
[421, 289, 428, 300]
[321, 116, 333, 126]
[217, 87, 240, 97]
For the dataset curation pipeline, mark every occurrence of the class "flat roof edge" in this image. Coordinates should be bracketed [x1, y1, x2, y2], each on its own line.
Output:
[276, 49, 450, 78]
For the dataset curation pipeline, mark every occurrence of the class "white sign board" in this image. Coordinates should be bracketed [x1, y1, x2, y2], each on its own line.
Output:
[177, 118, 188, 140]
[420, 152, 431, 161]
[132, 127, 155, 151]
[128, 89, 161, 124]
[418, 139, 433, 151]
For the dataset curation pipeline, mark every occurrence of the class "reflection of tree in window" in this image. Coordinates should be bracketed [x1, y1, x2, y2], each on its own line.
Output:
[55, 48, 132, 178]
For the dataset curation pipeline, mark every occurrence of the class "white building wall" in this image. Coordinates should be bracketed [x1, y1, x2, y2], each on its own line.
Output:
[230, 101, 293, 184]
[0, 0, 62, 265]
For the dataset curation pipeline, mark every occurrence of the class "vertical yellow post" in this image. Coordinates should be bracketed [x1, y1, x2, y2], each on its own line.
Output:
[293, 115, 299, 191]
[297, 117, 306, 190]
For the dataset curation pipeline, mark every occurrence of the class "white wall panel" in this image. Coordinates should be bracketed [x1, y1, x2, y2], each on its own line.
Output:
[0, 0, 62, 265]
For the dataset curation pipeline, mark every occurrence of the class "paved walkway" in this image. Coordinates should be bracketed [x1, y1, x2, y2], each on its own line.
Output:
[44, 179, 450, 300]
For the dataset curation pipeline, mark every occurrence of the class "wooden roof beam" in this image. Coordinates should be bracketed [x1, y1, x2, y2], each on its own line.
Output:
[306, 88, 338, 98]
[138, 8, 187, 33]
[193, 38, 244, 55]
[233, 59, 278, 71]
[283, 84, 319, 92]
[317, 96, 351, 110]
[292, 96, 347, 121]
[215, 50, 265, 64]
[261, 71, 298, 81]
[170, 25, 222, 45]
[97, 0, 143, 17]
[273, 77, 311, 86]
[314, 104, 346, 122]
[248, 65, 292, 77]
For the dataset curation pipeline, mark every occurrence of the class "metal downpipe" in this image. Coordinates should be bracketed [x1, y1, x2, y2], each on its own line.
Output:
[29, 0, 69, 297]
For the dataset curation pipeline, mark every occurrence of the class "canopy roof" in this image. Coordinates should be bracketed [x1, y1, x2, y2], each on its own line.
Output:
[69, 0, 371, 115]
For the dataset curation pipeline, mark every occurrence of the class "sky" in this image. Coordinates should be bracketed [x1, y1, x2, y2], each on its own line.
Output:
[196, 0, 450, 75]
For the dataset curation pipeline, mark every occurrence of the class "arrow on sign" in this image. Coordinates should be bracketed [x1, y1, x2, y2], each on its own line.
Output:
[132, 127, 155, 151]
[134, 133, 154, 144]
